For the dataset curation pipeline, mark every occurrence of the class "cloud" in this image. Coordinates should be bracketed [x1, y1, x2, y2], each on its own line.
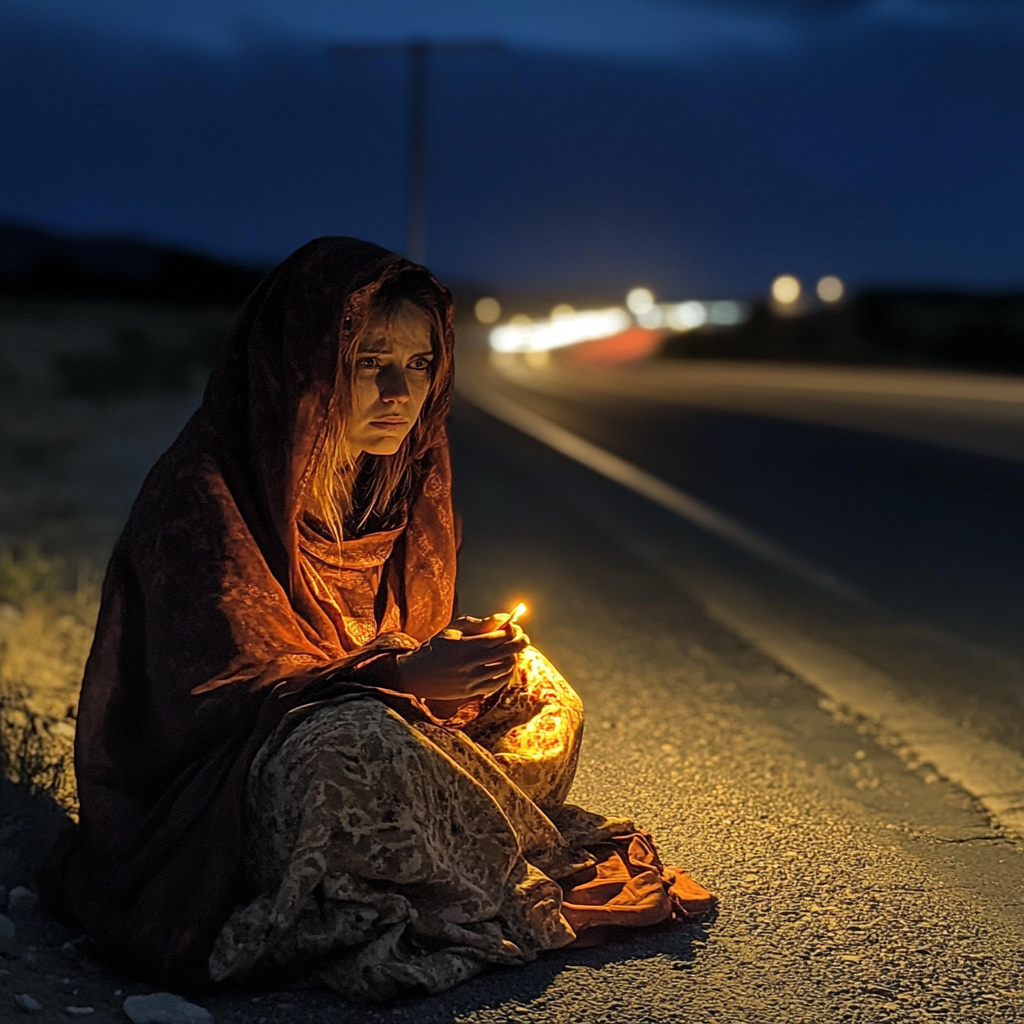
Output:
[4, 0, 1018, 62]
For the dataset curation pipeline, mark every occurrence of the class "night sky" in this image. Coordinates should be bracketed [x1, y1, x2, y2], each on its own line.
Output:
[2, 0, 1022, 297]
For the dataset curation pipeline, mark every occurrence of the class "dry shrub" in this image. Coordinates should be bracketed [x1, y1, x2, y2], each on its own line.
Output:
[0, 546, 99, 821]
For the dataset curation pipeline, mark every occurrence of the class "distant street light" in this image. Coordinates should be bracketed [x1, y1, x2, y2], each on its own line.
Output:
[331, 38, 502, 265]
[771, 275, 801, 305]
[626, 287, 655, 316]
[474, 296, 501, 323]
[817, 275, 845, 303]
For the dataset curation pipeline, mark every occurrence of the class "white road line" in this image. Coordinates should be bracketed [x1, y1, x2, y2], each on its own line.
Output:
[702, 590, 1024, 840]
[457, 372, 865, 604]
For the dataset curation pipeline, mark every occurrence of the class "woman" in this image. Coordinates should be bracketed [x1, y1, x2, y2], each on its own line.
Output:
[42, 238, 712, 1001]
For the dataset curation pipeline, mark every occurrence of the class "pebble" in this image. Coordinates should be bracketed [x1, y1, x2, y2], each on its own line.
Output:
[8, 887, 38, 916]
[65, 1009, 95, 1017]
[14, 993, 43, 1013]
[0, 914, 15, 942]
[122, 992, 214, 1024]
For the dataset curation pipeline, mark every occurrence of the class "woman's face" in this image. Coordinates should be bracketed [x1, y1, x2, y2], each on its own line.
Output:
[345, 305, 434, 456]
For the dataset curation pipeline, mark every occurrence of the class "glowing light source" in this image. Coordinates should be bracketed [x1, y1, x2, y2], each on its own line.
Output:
[550, 303, 575, 319]
[474, 296, 501, 324]
[490, 307, 631, 353]
[666, 300, 708, 331]
[637, 306, 665, 328]
[626, 287, 655, 316]
[709, 300, 743, 325]
[816, 276, 844, 303]
[508, 602, 528, 625]
[771, 275, 801, 305]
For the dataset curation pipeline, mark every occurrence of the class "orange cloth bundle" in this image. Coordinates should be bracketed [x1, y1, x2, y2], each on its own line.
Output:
[562, 831, 715, 942]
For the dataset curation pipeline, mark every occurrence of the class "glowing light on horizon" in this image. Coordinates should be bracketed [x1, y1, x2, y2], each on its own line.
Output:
[490, 307, 631, 353]
[817, 276, 844, 303]
[637, 306, 665, 328]
[771, 275, 801, 305]
[474, 296, 501, 323]
[626, 287, 655, 316]
[551, 303, 575, 319]
[667, 300, 707, 330]
[709, 300, 744, 325]
[662, 300, 747, 331]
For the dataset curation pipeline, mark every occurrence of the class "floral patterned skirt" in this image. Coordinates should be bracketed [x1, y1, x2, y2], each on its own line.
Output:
[208, 646, 713, 1003]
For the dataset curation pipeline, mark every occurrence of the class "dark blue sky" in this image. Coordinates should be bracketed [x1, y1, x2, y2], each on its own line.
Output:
[2, 0, 1022, 297]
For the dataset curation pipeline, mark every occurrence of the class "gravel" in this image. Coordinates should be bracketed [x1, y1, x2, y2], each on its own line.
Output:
[122, 992, 214, 1024]
[7, 887, 38, 917]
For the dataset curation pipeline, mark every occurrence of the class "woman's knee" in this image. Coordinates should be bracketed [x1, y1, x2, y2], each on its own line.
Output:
[515, 646, 584, 720]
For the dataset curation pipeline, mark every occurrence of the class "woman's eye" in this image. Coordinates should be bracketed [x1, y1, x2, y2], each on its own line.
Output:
[408, 357, 432, 371]
[355, 356, 379, 371]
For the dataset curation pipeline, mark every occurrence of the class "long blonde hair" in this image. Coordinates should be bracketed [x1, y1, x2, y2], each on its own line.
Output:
[302, 270, 450, 542]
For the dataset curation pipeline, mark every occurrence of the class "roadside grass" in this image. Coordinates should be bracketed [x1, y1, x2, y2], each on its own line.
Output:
[0, 546, 98, 887]
[0, 298, 217, 889]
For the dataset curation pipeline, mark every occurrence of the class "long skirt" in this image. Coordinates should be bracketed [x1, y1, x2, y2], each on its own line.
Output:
[208, 646, 712, 1002]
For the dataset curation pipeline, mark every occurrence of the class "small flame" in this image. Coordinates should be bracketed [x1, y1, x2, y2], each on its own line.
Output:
[508, 602, 528, 625]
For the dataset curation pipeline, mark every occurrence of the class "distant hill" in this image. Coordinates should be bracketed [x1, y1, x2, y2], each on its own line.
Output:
[0, 223, 269, 304]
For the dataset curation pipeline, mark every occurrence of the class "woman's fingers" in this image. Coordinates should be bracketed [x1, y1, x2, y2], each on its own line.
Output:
[457, 628, 522, 647]
[465, 654, 516, 684]
[467, 664, 516, 695]
[434, 633, 525, 670]
[449, 614, 502, 637]
[462, 633, 529, 658]
[398, 630, 527, 702]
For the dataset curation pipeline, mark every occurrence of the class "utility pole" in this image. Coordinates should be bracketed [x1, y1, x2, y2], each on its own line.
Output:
[406, 40, 428, 265]
[331, 39, 501, 266]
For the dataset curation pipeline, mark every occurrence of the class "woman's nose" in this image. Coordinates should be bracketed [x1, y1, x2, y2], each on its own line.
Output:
[377, 363, 411, 401]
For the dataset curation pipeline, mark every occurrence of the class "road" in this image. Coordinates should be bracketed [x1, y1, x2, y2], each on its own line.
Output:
[3, 329, 1023, 1023]
[462, 348, 1024, 794]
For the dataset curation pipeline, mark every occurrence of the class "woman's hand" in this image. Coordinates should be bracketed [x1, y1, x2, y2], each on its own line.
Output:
[396, 622, 528, 703]
[448, 613, 523, 637]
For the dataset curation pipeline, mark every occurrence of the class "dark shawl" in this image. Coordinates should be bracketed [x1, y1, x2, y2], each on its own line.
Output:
[41, 237, 459, 989]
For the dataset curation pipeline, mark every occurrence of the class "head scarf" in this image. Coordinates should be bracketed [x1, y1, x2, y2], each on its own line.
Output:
[41, 237, 458, 988]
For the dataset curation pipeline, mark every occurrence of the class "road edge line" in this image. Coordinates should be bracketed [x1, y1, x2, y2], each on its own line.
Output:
[702, 593, 1024, 840]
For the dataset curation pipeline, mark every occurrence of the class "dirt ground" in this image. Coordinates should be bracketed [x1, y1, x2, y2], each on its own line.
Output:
[0, 299, 219, 1020]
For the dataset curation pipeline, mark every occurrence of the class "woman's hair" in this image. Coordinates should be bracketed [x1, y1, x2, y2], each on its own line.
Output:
[303, 269, 450, 542]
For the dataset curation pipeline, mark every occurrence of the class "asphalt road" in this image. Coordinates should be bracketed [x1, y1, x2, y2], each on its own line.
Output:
[471, 351, 1024, 766]
[418, 403, 1024, 1022]
[4, 340, 1023, 1023]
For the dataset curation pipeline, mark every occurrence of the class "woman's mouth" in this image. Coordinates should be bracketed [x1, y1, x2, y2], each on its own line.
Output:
[370, 418, 408, 429]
